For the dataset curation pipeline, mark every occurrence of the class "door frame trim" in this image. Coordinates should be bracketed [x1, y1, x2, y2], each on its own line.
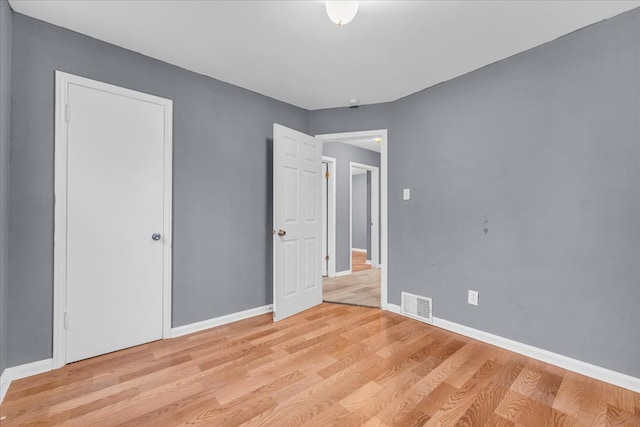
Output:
[53, 71, 173, 369]
[349, 162, 380, 270]
[322, 156, 337, 277]
[315, 130, 388, 310]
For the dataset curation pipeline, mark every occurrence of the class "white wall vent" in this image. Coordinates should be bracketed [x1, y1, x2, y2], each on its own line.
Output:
[401, 291, 433, 323]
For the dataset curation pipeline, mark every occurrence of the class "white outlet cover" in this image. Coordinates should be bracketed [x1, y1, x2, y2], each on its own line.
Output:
[403, 188, 410, 200]
[468, 290, 479, 306]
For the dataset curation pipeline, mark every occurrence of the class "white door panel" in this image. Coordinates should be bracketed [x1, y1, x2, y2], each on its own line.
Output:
[273, 124, 322, 322]
[65, 82, 167, 363]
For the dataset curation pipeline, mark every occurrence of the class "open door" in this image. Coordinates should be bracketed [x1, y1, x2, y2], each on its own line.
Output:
[273, 124, 323, 322]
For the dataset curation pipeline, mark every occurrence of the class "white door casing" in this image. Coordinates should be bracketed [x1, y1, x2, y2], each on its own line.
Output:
[54, 72, 173, 366]
[273, 124, 323, 322]
[322, 162, 328, 277]
[321, 156, 336, 277]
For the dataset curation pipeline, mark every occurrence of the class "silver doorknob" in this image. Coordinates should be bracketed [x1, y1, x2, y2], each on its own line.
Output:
[277, 229, 286, 237]
[152, 233, 161, 241]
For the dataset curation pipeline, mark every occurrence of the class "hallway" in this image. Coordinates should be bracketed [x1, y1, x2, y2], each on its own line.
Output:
[322, 267, 380, 308]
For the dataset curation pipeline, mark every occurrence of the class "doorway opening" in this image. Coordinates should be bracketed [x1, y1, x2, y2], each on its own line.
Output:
[316, 130, 388, 309]
[350, 162, 380, 273]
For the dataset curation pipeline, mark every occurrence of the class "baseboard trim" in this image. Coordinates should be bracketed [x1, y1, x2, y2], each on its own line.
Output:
[0, 368, 8, 404]
[387, 303, 640, 393]
[388, 304, 403, 316]
[335, 270, 352, 277]
[352, 248, 367, 253]
[171, 305, 273, 338]
[0, 358, 54, 403]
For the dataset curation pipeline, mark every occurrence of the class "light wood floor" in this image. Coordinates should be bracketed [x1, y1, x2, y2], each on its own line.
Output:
[323, 268, 381, 308]
[1, 304, 639, 426]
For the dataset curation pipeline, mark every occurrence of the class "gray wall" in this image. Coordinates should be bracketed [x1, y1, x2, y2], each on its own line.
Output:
[351, 173, 367, 250]
[0, 0, 12, 375]
[6, 13, 308, 368]
[311, 9, 640, 377]
[322, 142, 380, 272]
[4, 3, 640, 379]
[310, 103, 392, 137]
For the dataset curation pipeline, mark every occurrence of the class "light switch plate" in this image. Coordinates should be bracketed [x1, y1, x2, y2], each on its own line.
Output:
[403, 188, 410, 200]
[468, 290, 479, 306]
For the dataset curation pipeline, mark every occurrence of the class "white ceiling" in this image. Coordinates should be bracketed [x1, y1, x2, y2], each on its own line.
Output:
[9, 1, 640, 110]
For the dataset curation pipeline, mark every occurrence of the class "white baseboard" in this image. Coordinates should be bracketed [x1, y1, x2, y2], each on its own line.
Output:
[171, 305, 272, 338]
[387, 303, 402, 315]
[387, 304, 640, 393]
[352, 248, 367, 253]
[0, 358, 54, 403]
[0, 369, 8, 403]
[335, 270, 352, 277]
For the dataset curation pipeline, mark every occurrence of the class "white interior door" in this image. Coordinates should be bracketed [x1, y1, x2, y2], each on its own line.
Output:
[273, 124, 323, 322]
[63, 76, 170, 363]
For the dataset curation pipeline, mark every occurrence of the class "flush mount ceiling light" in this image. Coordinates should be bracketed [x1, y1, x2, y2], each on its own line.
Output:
[326, 1, 359, 26]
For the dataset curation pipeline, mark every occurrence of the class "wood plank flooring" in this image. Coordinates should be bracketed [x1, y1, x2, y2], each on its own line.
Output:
[323, 268, 381, 308]
[352, 251, 372, 273]
[1, 304, 638, 426]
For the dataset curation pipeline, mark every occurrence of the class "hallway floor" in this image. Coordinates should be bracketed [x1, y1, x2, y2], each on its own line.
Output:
[351, 250, 371, 272]
[323, 268, 380, 308]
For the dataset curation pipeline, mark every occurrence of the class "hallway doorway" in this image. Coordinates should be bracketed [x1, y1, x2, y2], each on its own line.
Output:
[316, 129, 388, 309]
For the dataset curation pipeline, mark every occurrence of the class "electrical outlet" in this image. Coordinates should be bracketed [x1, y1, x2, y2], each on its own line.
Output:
[468, 290, 479, 306]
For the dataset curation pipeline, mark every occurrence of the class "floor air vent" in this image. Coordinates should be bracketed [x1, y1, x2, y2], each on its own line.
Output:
[401, 292, 433, 323]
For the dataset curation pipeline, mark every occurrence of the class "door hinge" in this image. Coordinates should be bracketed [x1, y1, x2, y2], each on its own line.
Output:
[64, 312, 69, 330]
[325, 255, 329, 261]
[325, 171, 330, 179]
[65, 104, 71, 123]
